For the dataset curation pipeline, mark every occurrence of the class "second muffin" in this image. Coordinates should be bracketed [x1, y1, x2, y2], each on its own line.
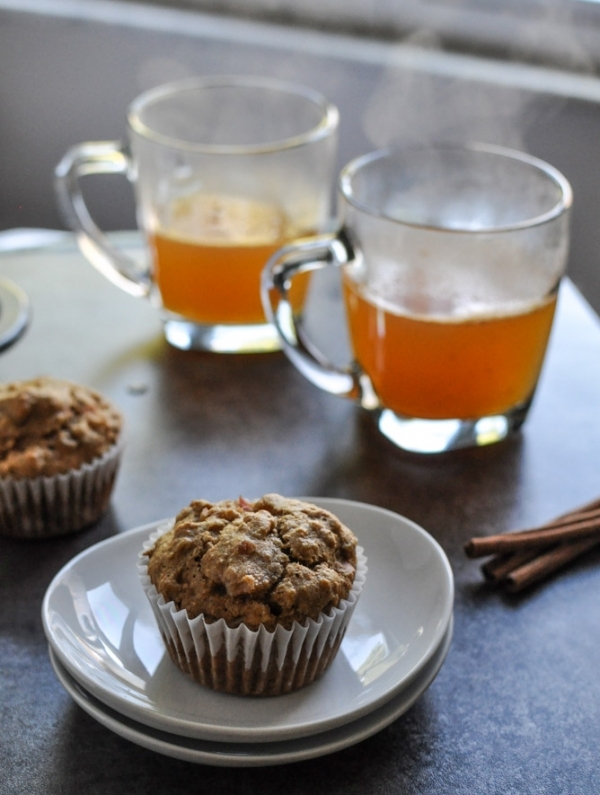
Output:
[0, 376, 123, 538]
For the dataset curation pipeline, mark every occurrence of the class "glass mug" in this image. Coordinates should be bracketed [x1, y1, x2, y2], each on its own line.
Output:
[55, 75, 339, 353]
[262, 144, 572, 453]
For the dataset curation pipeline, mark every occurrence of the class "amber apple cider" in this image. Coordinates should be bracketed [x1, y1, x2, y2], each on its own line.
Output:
[342, 271, 557, 420]
[150, 192, 309, 325]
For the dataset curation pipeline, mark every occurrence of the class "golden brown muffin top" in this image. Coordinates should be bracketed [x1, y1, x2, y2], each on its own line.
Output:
[145, 494, 358, 631]
[0, 377, 122, 478]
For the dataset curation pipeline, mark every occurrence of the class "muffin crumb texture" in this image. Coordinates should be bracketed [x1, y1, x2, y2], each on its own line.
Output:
[146, 494, 358, 631]
[0, 377, 122, 478]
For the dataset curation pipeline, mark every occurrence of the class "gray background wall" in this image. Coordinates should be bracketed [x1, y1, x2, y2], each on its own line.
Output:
[2, 0, 600, 313]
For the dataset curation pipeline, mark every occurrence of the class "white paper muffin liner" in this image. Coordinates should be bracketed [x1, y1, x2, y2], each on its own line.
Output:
[0, 439, 123, 539]
[139, 523, 367, 697]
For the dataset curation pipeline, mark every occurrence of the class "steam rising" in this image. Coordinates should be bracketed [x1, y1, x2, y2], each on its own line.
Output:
[355, 2, 597, 151]
[362, 45, 532, 150]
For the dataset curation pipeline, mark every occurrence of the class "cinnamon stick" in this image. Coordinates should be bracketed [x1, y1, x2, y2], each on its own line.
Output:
[465, 509, 600, 558]
[504, 536, 600, 593]
[481, 549, 540, 584]
[466, 497, 600, 591]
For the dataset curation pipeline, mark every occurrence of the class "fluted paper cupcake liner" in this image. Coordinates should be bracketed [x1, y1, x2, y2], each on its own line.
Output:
[139, 524, 367, 696]
[0, 440, 123, 539]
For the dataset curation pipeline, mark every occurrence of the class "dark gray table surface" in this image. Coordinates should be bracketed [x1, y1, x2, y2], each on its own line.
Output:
[1, 235, 600, 794]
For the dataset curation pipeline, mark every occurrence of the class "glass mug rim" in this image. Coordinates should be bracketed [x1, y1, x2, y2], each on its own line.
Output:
[338, 143, 573, 235]
[127, 74, 340, 155]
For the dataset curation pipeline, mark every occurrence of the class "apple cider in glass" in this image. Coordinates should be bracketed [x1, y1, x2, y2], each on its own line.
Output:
[342, 270, 557, 420]
[151, 192, 310, 325]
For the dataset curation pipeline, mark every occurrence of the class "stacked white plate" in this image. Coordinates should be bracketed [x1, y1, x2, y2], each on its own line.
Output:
[0, 277, 30, 352]
[42, 498, 454, 767]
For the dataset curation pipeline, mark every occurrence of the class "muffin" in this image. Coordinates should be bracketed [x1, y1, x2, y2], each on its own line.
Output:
[0, 376, 123, 538]
[139, 494, 367, 696]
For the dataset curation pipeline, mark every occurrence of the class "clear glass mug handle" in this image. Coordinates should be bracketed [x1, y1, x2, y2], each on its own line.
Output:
[261, 230, 377, 408]
[54, 141, 151, 298]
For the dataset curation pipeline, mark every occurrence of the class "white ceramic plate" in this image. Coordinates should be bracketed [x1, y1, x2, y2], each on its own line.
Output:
[42, 498, 454, 744]
[48, 616, 453, 767]
[0, 277, 30, 351]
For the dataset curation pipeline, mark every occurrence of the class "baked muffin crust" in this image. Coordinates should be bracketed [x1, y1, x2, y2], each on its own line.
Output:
[0, 377, 122, 478]
[146, 494, 358, 631]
